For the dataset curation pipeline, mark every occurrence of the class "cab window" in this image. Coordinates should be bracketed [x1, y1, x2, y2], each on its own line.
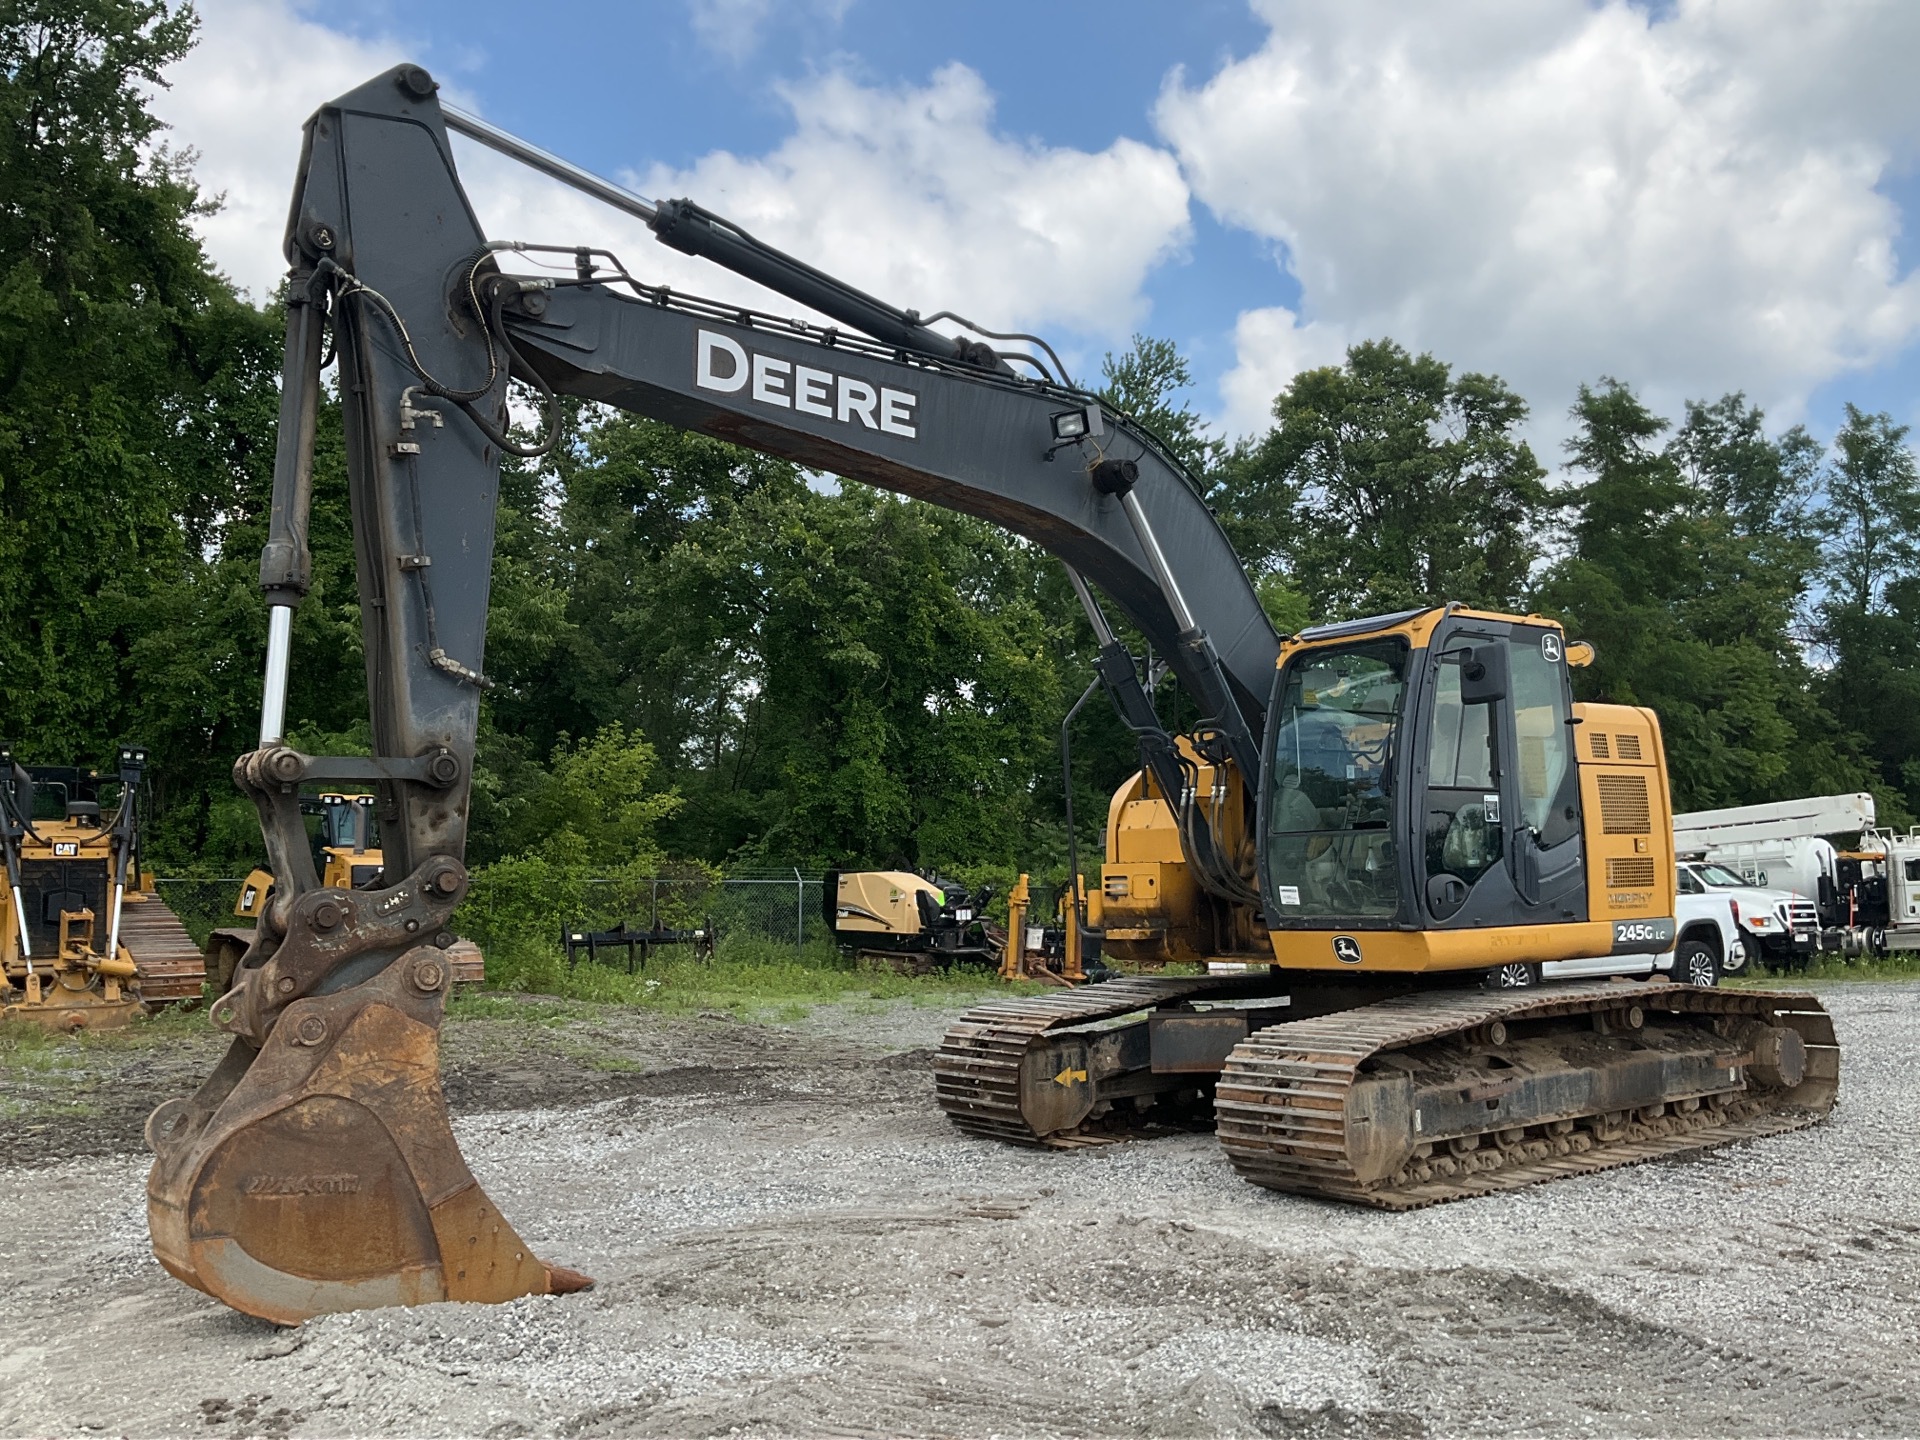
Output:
[1510, 630, 1577, 846]
[1266, 639, 1407, 921]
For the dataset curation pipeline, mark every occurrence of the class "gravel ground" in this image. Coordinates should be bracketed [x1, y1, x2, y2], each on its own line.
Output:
[3, 983, 1918, 1438]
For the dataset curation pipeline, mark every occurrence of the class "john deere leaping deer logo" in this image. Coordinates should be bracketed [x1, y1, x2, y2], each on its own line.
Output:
[1332, 935, 1363, 965]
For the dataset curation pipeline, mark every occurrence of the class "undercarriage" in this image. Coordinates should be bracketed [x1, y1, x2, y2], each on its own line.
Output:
[934, 975, 1836, 1206]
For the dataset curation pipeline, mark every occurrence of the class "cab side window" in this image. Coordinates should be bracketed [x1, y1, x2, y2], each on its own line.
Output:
[1510, 633, 1579, 847]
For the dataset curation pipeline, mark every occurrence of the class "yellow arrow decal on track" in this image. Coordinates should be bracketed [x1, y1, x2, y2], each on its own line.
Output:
[1053, 1067, 1088, 1086]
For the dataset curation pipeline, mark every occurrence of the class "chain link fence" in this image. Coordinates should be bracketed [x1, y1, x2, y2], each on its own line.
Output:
[153, 878, 248, 950]
[153, 869, 829, 954]
[577, 868, 827, 948]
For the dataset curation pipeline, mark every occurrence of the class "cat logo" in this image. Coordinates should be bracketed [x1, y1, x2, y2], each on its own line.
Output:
[1332, 935, 1363, 965]
[53, 842, 79, 857]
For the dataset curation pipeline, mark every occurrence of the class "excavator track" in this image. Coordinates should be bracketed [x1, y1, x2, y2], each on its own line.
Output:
[119, 894, 207, 1006]
[933, 975, 1270, 1147]
[936, 979, 1838, 1207]
[1216, 983, 1837, 1209]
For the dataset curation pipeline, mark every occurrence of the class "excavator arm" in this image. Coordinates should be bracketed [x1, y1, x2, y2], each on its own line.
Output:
[146, 63, 1276, 1323]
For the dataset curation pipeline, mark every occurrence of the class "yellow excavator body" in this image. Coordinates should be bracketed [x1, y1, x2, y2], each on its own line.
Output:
[937, 607, 1837, 1208]
[1087, 609, 1676, 975]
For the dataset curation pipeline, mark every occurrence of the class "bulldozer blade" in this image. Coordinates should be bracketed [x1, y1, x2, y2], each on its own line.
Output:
[145, 944, 590, 1326]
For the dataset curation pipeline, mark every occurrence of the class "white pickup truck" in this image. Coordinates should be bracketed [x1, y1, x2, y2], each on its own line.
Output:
[1677, 860, 1817, 973]
[1535, 884, 1741, 988]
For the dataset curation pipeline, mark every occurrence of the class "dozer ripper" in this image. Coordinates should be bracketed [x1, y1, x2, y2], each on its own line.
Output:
[2, 746, 205, 1028]
[145, 65, 1837, 1325]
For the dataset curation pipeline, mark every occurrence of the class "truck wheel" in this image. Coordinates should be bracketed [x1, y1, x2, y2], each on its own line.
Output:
[1483, 962, 1540, 991]
[1674, 939, 1720, 987]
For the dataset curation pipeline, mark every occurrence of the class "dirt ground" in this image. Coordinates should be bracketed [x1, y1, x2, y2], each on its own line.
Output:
[4, 982, 1920, 1439]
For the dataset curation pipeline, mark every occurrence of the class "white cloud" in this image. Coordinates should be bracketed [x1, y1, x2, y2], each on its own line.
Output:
[148, 0, 409, 301]
[153, 5, 1188, 371]
[1160, 0, 1920, 440]
[1218, 307, 1349, 437]
[453, 62, 1191, 370]
[630, 64, 1189, 351]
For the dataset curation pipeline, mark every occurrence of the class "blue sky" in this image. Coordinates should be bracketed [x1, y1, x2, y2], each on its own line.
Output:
[161, 0, 1920, 460]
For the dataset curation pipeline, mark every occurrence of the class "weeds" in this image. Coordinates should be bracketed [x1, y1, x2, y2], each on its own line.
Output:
[1729, 953, 1920, 986]
[464, 932, 1037, 1020]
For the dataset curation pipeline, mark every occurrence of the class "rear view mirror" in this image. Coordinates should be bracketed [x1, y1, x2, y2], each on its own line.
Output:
[1564, 639, 1597, 668]
[1460, 643, 1509, 705]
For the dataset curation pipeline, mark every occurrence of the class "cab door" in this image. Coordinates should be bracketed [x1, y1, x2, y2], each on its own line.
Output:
[1417, 620, 1587, 930]
[1502, 623, 1587, 924]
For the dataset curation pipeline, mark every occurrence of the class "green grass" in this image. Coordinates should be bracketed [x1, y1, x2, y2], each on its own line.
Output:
[457, 933, 1042, 1022]
[0, 1000, 214, 1077]
[1728, 953, 1920, 986]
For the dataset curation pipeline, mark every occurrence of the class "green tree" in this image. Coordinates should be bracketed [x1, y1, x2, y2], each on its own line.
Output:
[0, 0, 286, 866]
[475, 410, 1073, 874]
[1215, 339, 1547, 620]
[510, 724, 680, 869]
[1098, 333, 1224, 477]
[1535, 382, 1868, 809]
[1813, 407, 1920, 819]
[1820, 404, 1920, 614]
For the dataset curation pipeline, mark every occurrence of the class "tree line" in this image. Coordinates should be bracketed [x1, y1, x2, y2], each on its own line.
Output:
[6, 3, 1919, 904]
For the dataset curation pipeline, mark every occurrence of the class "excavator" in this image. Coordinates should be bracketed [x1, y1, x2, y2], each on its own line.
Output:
[144, 66, 1838, 1325]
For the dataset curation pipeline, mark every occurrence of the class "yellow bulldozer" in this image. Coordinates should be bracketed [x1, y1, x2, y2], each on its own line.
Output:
[203, 792, 481, 994]
[1, 746, 205, 1029]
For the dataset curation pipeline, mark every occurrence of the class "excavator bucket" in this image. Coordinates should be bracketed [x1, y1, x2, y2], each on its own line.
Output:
[146, 944, 589, 1326]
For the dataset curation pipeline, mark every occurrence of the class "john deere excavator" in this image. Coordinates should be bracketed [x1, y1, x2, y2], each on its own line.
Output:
[144, 66, 1837, 1325]
[2, 745, 205, 1028]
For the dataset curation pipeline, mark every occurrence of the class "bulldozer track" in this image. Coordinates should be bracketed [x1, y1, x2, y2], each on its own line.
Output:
[119, 896, 206, 1005]
[935, 978, 1838, 1207]
[1216, 983, 1838, 1209]
[933, 975, 1266, 1147]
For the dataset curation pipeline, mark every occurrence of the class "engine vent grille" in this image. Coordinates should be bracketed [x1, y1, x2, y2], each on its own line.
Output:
[19, 858, 107, 958]
[1615, 733, 1644, 761]
[1596, 774, 1652, 834]
[1607, 857, 1657, 889]
[1590, 732, 1611, 759]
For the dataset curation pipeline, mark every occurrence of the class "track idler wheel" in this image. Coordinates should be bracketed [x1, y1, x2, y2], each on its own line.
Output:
[145, 945, 590, 1326]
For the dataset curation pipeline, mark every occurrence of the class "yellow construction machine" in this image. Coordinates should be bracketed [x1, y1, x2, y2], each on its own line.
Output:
[1, 746, 205, 1029]
[140, 70, 1836, 1326]
[824, 869, 1002, 971]
[936, 612, 1836, 1209]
